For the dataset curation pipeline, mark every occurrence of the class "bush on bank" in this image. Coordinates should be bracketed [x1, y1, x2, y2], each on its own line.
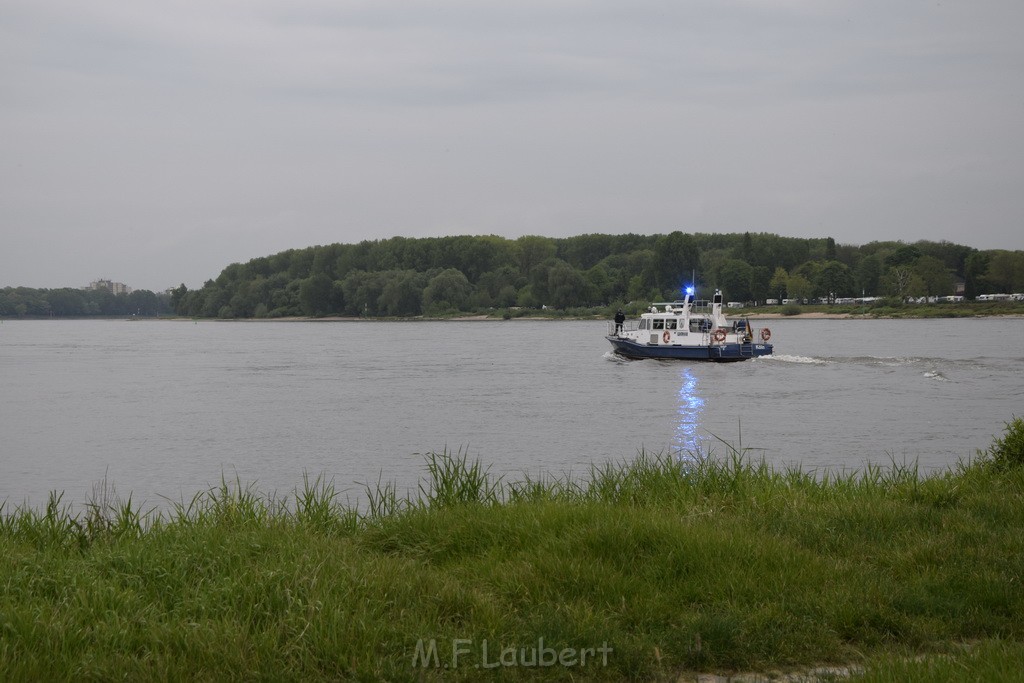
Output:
[986, 416, 1024, 472]
[1, 428, 1023, 680]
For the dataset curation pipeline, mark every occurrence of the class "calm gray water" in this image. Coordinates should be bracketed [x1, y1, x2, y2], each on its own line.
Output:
[2, 318, 1022, 509]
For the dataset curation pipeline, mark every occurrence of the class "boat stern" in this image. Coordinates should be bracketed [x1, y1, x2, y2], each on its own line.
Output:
[710, 342, 773, 361]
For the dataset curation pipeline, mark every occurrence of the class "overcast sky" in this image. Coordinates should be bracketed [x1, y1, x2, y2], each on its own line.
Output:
[3, 1, 1023, 292]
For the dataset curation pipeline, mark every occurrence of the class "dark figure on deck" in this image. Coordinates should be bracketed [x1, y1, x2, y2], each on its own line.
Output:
[614, 309, 625, 334]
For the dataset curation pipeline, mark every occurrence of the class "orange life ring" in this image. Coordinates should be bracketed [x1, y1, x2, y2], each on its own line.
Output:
[713, 328, 726, 342]
[760, 328, 771, 342]
[662, 330, 671, 343]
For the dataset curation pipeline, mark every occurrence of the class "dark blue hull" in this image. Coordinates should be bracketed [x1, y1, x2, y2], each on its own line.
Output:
[607, 336, 773, 362]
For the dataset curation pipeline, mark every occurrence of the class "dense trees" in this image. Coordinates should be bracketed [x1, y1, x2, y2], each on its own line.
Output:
[422, 269, 472, 313]
[653, 231, 701, 293]
[817, 261, 854, 303]
[986, 251, 1024, 293]
[719, 259, 754, 302]
[155, 233, 1024, 318]
[12, 234, 1017, 320]
[0, 287, 171, 317]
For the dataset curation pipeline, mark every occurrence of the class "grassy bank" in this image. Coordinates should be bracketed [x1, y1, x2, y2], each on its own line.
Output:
[2, 422, 1023, 681]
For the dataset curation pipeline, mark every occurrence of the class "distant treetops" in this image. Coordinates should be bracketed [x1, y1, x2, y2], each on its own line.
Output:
[10, 232, 1015, 319]
[167, 233, 1022, 318]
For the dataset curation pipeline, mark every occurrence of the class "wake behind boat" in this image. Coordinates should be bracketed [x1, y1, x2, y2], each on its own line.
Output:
[607, 289, 773, 361]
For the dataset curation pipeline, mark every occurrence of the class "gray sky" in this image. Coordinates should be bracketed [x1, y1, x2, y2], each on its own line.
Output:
[3, 0, 1023, 292]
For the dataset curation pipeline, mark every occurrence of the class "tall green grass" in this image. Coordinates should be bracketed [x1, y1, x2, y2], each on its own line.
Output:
[2, 423, 1023, 680]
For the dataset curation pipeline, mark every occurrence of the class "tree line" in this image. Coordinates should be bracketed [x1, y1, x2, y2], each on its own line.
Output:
[3, 232, 1021, 319]
[169, 232, 1024, 319]
[0, 287, 171, 318]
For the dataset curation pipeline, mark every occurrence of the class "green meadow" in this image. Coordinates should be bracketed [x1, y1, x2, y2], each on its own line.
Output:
[2, 420, 1023, 681]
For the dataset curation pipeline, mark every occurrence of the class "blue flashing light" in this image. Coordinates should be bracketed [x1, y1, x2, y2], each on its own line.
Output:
[685, 286, 695, 296]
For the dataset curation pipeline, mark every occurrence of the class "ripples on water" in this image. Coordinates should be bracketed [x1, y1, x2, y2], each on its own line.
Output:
[1, 318, 1022, 508]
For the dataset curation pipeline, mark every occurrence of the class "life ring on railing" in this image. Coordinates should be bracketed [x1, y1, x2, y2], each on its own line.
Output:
[760, 328, 772, 342]
[662, 330, 671, 343]
[713, 328, 727, 342]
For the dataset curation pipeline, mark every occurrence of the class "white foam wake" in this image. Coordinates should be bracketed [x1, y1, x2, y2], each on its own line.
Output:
[763, 353, 831, 365]
[923, 370, 951, 382]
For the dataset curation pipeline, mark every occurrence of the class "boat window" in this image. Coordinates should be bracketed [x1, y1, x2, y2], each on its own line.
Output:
[652, 319, 665, 330]
[638, 319, 648, 330]
[666, 319, 677, 330]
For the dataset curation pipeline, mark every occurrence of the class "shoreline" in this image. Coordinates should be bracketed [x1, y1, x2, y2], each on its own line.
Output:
[3, 437, 1022, 681]
[6, 311, 1024, 322]
[198, 311, 1024, 321]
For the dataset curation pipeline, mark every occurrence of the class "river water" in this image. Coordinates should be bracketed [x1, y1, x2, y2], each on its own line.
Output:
[2, 318, 1022, 509]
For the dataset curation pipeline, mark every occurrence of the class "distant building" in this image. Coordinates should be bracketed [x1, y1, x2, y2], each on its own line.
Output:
[86, 279, 132, 295]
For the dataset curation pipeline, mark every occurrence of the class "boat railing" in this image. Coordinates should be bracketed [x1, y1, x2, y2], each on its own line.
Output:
[649, 300, 714, 315]
[608, 320, 640, 335]
[652, 299, 712, 307]
[689, 300, 714, 314]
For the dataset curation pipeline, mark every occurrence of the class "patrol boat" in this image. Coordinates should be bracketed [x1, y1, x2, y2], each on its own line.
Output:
[607, 288, 773, 361]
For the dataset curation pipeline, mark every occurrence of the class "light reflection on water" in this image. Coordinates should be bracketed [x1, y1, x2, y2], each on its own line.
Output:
[672, 367, 705, 461]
